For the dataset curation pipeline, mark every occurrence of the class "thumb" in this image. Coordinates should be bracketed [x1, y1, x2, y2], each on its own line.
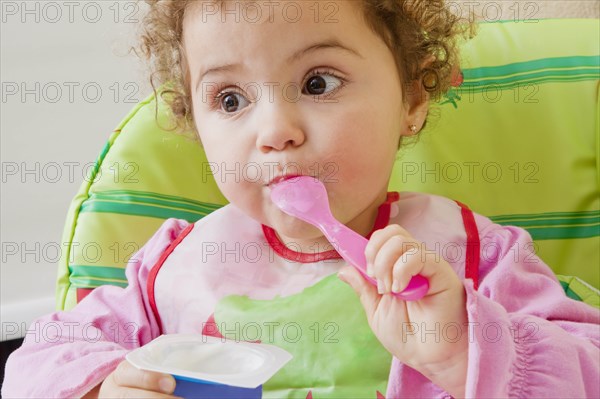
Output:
[338, 266, 380, 316]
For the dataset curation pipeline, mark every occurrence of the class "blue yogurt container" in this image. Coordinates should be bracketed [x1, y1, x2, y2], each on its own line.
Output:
[172, 375, 262, 398]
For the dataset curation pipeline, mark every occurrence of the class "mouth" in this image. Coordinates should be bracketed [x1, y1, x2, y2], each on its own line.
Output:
[266, 174, 303, 187]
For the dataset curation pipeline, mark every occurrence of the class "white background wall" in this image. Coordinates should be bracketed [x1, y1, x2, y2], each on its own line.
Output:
[1, 0, 151, 340]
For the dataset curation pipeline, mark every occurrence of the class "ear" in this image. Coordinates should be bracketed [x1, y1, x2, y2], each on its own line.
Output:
[401, 77, 430, 136]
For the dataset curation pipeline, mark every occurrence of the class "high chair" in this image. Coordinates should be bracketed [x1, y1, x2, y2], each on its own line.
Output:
[56, 19, 600, 311]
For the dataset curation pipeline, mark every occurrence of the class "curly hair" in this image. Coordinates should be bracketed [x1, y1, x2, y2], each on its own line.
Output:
[134, 0, 474, 136]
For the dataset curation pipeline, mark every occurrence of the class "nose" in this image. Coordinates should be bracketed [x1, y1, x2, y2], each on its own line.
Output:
[255, 99, 306, 153]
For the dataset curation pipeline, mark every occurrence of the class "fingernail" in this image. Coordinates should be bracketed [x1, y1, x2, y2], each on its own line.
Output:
[159, 376, 175, 393]
[391, 281, 399, 293]
[377, 279, 384, 294]
[366, 263, 373, 277]
[338, 271, 347, 283]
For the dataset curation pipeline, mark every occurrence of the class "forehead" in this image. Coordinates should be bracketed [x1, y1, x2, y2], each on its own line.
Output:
[182, 0, 370, 64]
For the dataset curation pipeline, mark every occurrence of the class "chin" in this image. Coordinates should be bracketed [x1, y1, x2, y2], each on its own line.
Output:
[270, 212, 323, 239]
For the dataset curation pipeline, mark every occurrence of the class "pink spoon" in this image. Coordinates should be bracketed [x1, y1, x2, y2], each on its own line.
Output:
[270, 175, 429, 301]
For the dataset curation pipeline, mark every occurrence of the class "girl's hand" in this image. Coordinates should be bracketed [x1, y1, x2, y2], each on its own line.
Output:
[338, 224, 468, 396]
[87, 359, 181, 398]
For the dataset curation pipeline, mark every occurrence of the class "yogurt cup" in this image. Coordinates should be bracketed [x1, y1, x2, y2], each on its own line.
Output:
[126, 334, 293, 398]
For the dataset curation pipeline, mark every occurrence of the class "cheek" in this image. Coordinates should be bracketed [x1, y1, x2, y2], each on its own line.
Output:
[328, 109, 400, 171]
[318, 111, 400, 213]
[195, 114, 248, 171]
[336, 151, 395, 192]
[196, 135, 249, 197]
[321, 142, 395, 208]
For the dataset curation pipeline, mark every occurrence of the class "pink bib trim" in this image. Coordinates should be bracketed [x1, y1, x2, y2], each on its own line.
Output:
[147, 223, 195, 333]
[455, 200, 480, 289]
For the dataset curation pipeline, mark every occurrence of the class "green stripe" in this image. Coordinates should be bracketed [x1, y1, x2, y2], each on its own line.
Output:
[98, 140, 111, 163]
[460, 75, 599, 94]
[88, 193, 220, 214]
[490, 212, 600, 239]
[492, 216, 600, 228]
[463, 75, 599, 93]
[464, 75, 600, 90]
[446, 75, 599, 99]
[79, 200, 215, 222]
[490, 210, 600, 240]
[517, 224, 600, 240]
[457, 56, 600, 92]
[71, 279, 128, 289]
[464, 68, 599, 86]
[96, 190, 224, 210]
[463, 56, 600, 80]
[80, 190, 224, 220]
[69, 265, 128, 289]
[84, 141, 111, 188]
[560, 280, 583, 302]
[69, 265, 127, 280]
[490, 210, 600, 222]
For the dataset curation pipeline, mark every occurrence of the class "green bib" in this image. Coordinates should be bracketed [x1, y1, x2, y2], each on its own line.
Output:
[215, 275, 391, 398]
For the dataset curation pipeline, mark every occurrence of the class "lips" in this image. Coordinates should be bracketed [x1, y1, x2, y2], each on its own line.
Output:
[267, 174, 303, 187]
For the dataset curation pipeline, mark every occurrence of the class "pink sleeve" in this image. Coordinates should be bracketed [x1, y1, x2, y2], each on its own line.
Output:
[1, 218, 190, 399]
[387, 217, 600, 398]
[463, 220, 600, 398]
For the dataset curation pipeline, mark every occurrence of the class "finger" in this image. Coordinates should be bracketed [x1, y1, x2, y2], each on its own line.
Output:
[112, 360, 177, 395]
[372, 236, 421, 294]
[391, 246, 425, 294]
[338, 265, 380, 317]
[392, 244, 458, 296]
[371, 236, 405, 294]
[365, 225, 412, 276]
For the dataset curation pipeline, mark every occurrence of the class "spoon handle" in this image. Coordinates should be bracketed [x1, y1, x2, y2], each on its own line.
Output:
[320, 219, 429, 301]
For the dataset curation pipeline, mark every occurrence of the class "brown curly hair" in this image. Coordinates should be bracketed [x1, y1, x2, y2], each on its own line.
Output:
[134, 0, 474, 137]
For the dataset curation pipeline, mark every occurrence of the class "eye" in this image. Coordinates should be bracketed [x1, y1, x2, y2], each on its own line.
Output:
[215, 91, 250, 113]
[303, 70, 344, 96]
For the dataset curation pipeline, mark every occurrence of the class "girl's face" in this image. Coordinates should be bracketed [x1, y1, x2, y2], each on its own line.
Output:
[184, 0, 427, 250]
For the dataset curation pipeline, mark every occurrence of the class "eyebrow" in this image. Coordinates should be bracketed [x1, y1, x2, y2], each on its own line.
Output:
[195, 39, 363, 92]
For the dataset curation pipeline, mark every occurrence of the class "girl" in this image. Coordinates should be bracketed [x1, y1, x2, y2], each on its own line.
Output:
[3, 1, 599, 398]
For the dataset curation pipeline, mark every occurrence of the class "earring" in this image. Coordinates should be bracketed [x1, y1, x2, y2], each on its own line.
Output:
[409, 124, 418, 134]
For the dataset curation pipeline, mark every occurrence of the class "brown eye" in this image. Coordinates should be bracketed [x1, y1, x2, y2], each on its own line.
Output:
[303, 73, 343, 96]
[306, 76, 327, 95]
[218, 92, 249, 113]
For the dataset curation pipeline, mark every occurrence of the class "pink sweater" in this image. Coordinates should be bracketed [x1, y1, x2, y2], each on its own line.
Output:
[3, 193, 599, 398]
